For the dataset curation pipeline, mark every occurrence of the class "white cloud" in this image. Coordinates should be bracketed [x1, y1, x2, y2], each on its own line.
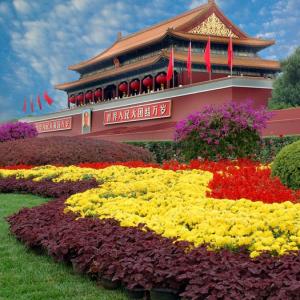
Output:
[0, 2, 10, 15]
[8, 0, 185, 100]
[189, 0, 207, 9]
[258, 0, 300, 59]
[189, 0, 229, 10]
[13, 0, 32, 14]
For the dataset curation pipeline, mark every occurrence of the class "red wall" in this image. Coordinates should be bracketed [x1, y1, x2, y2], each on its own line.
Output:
[263, 108, 300, 136]
[180, 70, 227, 86]
[35, 86, 299, 141]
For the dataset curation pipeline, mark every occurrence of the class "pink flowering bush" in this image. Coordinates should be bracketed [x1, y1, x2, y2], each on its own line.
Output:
[0, 122, 38, 143]
[174, 101, 272, 160]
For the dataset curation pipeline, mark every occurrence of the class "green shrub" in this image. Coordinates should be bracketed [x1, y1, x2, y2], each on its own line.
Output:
[256, 135, 300, 163]
[128, 136, 300, 164]
[127, 141, 182, 163]
[271, 140, 300, 190]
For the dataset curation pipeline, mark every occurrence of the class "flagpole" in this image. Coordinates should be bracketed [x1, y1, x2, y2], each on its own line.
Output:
[230, 28, 233, 77]
[230, 34, 233, 77]
[172, 45, 175, 89]
[190, 40, 193, 85]
[210, 36, 211, 81]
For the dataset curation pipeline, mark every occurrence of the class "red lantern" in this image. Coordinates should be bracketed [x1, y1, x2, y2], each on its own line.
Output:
[94, 89, 102, 98]
[130, 79, 140, 91]
[143, 76, 153, 89]
[85, 91, 93, 100]
[68, 95, 75, 104]
[156, 73, 167, 86]
[119, 82, 128, 94]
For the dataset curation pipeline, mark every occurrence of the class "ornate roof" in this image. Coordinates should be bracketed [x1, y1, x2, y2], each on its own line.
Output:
[68, 0, 274, 72]
[168, 30, 274, 48]
[56, 54, 162, 90]
[56, 50, 280, 91]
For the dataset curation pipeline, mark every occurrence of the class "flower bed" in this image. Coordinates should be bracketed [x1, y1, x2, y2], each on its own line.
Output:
[7, 197, 300, 299]
[2, 160, 300, 299]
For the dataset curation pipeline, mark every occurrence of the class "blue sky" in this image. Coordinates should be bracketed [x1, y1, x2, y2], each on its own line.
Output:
[0, 0, 299, 122]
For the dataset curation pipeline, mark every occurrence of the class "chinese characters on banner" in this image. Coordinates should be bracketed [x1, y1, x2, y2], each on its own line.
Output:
[34, 117, 72, 133]
[104, 100, 172, 125]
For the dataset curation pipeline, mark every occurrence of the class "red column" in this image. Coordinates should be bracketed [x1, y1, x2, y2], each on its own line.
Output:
[139, 78, 142, 95]
[152, 75, 155, 92]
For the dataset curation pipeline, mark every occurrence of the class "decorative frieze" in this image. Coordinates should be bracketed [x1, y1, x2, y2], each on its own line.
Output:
[189, 13, 238, 38]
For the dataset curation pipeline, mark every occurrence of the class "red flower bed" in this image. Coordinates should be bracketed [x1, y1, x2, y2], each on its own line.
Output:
[206, 165, 299, 203]
[78, 161, 160, 169]
[1, 164, 35, 170]
[1, 159, 299, 204]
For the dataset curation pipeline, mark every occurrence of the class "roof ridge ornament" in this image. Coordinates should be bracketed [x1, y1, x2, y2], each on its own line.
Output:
[188, 13, 238, 38]
[117, 32, 122, 41]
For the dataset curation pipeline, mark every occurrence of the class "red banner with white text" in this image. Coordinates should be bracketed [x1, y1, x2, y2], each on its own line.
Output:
[104, 100, 172, 125]
[34, 117, 72, 133]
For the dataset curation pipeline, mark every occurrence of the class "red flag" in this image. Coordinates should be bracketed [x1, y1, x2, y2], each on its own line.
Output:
[44, 91, 54, 105]
[37, 95, 42, 110]
[228, 35, 233, 71]
[30, 97, 34, 113]
[187, 41, 192, 80]
[166, 46, 174, 81]
[22, 98, 27, 113]
[204, 37, 211, 73]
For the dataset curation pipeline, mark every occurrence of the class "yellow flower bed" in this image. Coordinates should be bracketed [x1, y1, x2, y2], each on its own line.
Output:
[0, 165, 107, 182]
[63, 166, 300, 258]
[1, 165, 300, 257]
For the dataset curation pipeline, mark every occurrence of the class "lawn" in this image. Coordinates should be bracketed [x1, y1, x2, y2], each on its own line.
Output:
[0, 193, 128, 300]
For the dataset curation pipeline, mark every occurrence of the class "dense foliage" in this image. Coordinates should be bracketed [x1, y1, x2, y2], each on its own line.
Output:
[257, 135, 300, 162]
[269, 47, 300, 109]
[127, 141, 181, 163]
[128, 135, 300, 163]
[0, 122, 38, 143]
[174, 102, 271, 160]
[0, 178, 99, 198]
[272, 140, 300, 190]
[0, 136, 153, 166]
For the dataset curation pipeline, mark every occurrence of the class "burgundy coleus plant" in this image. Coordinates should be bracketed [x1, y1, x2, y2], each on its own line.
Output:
[6, 194, 300, 299]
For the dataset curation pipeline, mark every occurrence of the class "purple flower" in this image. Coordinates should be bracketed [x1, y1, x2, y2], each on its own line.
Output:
[0, 122, 38, 143]
[174, 101, 272, 142]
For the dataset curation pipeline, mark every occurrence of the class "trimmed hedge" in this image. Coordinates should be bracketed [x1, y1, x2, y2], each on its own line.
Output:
[129, 135, 300, 163]
[271, 140, 300, 190]
[0, 136, 153, 167]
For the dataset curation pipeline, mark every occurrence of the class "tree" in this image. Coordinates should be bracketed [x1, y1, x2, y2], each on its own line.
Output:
[269, 47, 300, 109]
